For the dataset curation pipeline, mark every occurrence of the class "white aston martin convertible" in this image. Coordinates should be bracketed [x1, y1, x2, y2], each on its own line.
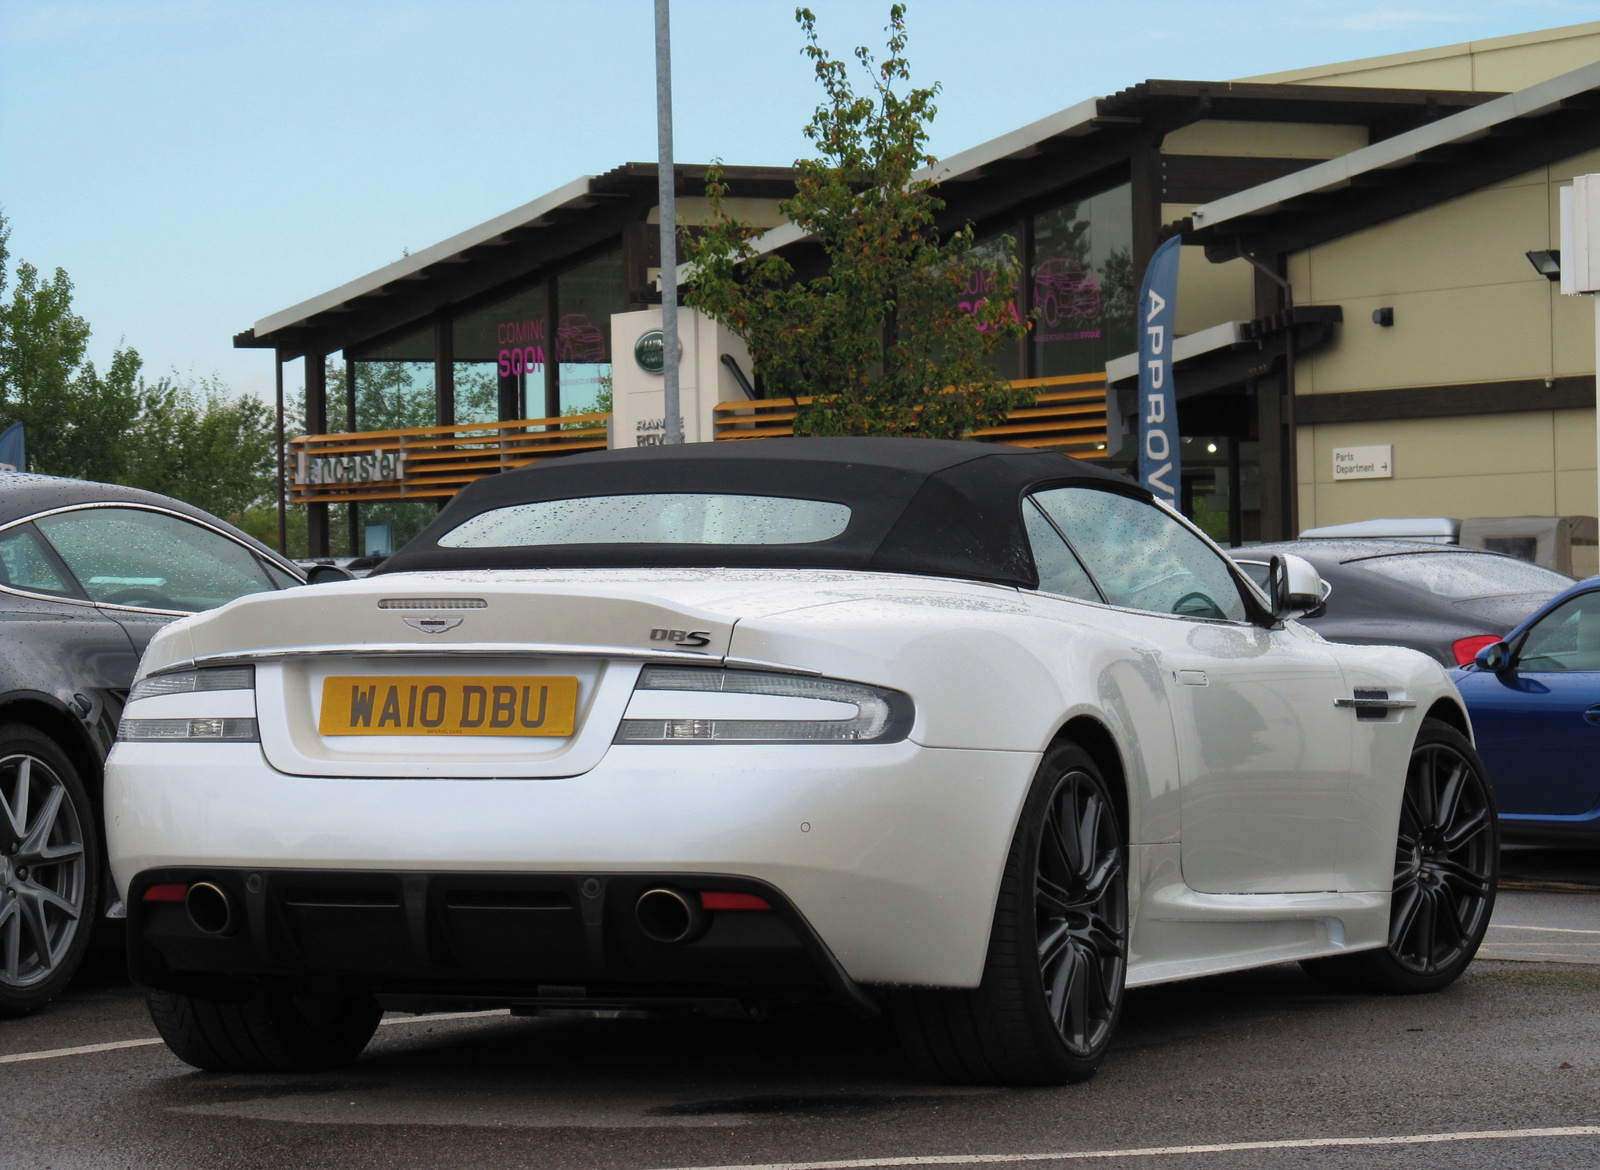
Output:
[104, 438, 1496, 1084]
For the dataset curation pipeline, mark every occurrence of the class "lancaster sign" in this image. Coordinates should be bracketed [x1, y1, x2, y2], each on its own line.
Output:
[295, 449, 404, 487]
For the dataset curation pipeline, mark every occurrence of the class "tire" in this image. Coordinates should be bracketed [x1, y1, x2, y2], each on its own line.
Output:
[147, 987, 383, 1073]
[892, 742, 1127, 1085]
[1302, 718, 1498, 995]
[0, 725, 99, 1018]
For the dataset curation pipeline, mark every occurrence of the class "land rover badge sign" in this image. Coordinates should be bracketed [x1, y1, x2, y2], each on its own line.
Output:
[635, 330, 666, 373]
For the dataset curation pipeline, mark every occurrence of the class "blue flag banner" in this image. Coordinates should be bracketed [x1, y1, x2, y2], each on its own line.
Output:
[1137, 235, 1182, 505]
[0, 423, 24, 473]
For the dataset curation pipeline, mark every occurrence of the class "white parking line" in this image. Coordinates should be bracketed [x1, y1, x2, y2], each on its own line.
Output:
[1488, 924, 1600, 935]
[0, 1008, 511, 1065]
[644, 1126, 1600, 1170]
[0, 1037, 164, 1064]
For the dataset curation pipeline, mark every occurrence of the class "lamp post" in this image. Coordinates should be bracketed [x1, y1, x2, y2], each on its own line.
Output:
[1560, 177, 1600, 526]
[655, 0, 682, 444]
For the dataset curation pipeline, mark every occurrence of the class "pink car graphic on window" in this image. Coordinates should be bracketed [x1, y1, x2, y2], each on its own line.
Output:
[1034, 259, 1102, 325]
[556, 313, 607, 363]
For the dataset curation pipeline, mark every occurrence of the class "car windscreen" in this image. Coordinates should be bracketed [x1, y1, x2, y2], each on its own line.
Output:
[1354, 552, 1571, 599]
[437, 494, 853, 548]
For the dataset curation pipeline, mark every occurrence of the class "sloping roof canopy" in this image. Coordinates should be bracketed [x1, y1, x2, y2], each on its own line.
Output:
[1182, 59, 1600, 257]
[235, 164, 794, 360]
[243, 82, 1498, 363]
[728, 80, 1499, 278]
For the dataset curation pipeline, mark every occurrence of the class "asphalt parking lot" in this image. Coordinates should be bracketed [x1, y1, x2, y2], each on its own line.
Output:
[4, 849, 1599, 1170]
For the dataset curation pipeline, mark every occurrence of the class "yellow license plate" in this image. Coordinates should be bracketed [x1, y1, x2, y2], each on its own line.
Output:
[318, 675, 579, 737]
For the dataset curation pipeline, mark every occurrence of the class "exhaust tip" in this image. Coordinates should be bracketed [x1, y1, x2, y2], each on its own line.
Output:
[186, 881, 234, 935]
[635, 887, 707, 944]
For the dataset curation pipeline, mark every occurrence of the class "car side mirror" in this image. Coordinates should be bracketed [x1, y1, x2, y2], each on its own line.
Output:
[305, 564, 357, 585]
[1268, 553, 1327, 621]
[1474, 641, 1512, 672]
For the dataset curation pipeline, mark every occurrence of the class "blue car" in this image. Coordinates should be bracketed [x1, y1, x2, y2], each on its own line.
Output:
[1455, 576, 1600, 841]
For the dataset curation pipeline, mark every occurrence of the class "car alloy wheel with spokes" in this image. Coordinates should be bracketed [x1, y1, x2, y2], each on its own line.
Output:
[1036, 764, 1126, 1058]
[1390, 735, 1495, 975]
[0, 726, 98, 1017]
[1302, 718, 1497, 995]
[892, 741, 1127, 1084]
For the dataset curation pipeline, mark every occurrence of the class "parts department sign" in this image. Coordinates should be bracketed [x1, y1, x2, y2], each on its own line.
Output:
[1332, 445, 1393, 481]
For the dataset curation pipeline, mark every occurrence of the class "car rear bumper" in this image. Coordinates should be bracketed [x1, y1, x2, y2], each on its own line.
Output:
[105, 741, 1041, 990]
[123, 866, 876, 1015]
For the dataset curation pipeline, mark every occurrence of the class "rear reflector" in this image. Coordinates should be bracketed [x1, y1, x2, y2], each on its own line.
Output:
[1452, 634, 1502, 667]
[142, 883, 188, 903]
[699, 891, 771, 912]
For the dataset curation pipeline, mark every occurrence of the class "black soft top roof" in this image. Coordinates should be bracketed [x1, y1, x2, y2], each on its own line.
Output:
[377, 437, 1139, 588]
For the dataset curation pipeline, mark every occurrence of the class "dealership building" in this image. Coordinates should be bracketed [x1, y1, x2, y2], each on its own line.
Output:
[238, 21, 1600, 563]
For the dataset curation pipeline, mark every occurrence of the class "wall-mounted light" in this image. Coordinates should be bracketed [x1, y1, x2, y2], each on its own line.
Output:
[1372, 307, 1395, 327]
[1526, 250, 1562, 281]
[1206, 442, 1218, 453]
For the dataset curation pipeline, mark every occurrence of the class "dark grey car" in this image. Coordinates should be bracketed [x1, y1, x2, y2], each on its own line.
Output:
[1228, 540, 1574, 667]
[0, 474, 304, 1016]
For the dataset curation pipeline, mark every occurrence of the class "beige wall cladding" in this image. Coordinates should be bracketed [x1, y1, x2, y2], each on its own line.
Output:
[1300, 282, 1553, 394]
[1312, 413, 1556, 482]
[1293, 410, 1600, 530]
[1555, 407, 1598, 472]
[1297, 180, 1551, 302]
[648, 197, 786, 228]
[1557, 467, 1599, 519]
[1555, 292, 1599, 378]
[1239, 20, 1600, 92]
[1161, 121, 1367, 159]
[1162, 203, 1254, 335]
[1307, 471, 1556, 528]
[1474, 34, 1600, 92]
[1551, 146, 1600, 183]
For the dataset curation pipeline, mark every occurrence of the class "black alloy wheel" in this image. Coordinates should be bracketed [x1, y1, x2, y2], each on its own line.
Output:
[892, 741, 1127, 1084]
[0, 725, 99, 1018]
[1303, 718, 1497, 995]
[1035, 765, 1127, 1057]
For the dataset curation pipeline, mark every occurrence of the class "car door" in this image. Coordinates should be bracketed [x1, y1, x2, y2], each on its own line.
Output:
[30, 505, 285, 657]
[1033, 487, 1354, 895]
[1459, 588, 1600, 816]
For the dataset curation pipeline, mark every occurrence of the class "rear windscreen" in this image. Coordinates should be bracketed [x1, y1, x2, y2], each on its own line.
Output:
[436, 493, 852, 548]
[1357, 552, 1571, 599]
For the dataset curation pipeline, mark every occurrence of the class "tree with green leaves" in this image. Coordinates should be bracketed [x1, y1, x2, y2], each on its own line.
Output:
[0, 209, 278, 526]
[685, 5, 1030, 440]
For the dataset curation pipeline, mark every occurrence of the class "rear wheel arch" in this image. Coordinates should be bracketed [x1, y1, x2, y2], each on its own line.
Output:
[0, 696, 104, 802]
[1423, 698, 1470, 742]
[1052, 716, 1130, 848]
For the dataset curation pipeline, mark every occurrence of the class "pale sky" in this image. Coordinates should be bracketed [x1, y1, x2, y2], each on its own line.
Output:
[2, 0, 1594, 403]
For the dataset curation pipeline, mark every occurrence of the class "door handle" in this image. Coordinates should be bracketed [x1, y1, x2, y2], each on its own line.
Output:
[1584, 705, 1600, 726]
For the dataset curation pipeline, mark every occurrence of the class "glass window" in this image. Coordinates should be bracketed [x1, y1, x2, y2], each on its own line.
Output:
[347, 327, 442, 554]
[35, 508, 277, 613]
[0, 524, 76, 596]
[1517, 591, 1600, 672]
[1023, 500, 1100, 602]
[957, 233, 1024, 380]
[352, 327, 435, 433]
[453, 285, 547, 424]
[1357, 552, 1571, 599]
[1032, 184, 1134, 378]
[263, 561, 302, 590]
[1033, 487, 1246, 622]
[439, 494, 851, 548]
[556, 250, 624, 418]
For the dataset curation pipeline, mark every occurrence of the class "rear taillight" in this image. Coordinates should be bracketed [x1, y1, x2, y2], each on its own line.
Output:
[142, 884, 188, 903]
[1453, 635, 1501, 666]
[700, 892, 771, 911]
